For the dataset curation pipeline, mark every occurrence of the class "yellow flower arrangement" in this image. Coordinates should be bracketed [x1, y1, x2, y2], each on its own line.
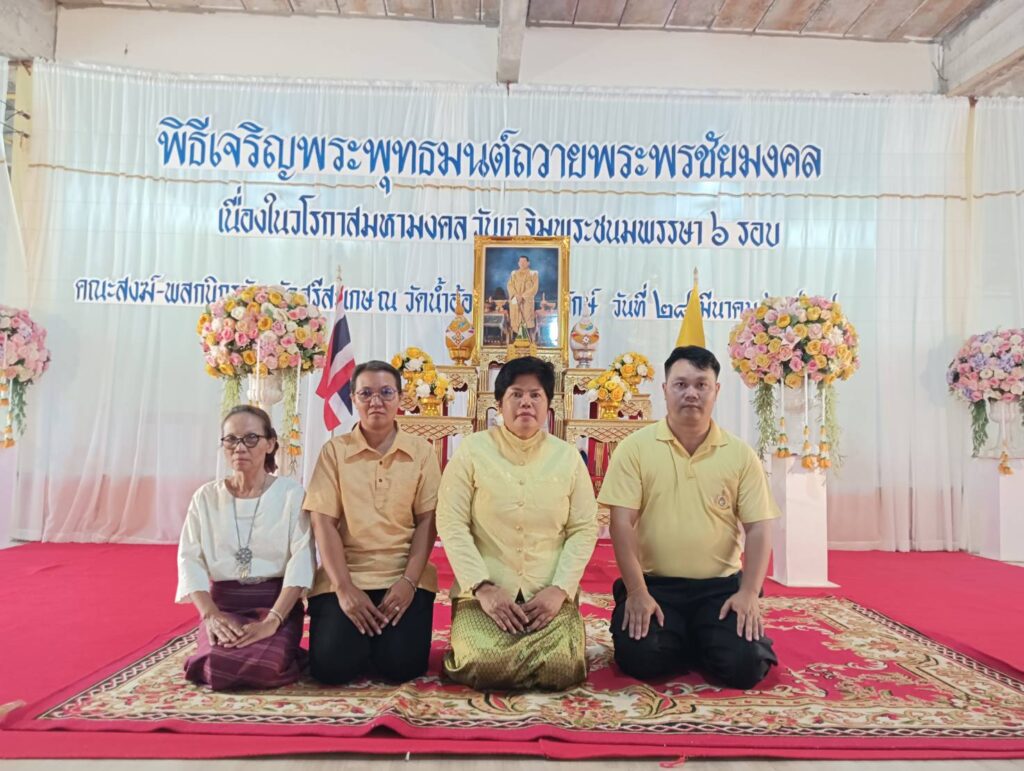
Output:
[607, 352, 654, 393]
[584, 370, 634, 416]
[413, 372, 452, 401]
[392, 347, 454, 410]
[392, 346, 436, 383]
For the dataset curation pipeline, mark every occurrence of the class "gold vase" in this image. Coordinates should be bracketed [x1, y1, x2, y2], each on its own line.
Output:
[597, 399, 621, 420]
[418, 395, 442, 417]
[447, 345, 472, 366]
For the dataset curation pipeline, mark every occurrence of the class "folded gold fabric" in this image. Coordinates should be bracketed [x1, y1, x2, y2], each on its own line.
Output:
[444, 599, 587, 691]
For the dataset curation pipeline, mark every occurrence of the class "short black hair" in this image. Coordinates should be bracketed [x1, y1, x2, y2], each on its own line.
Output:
[494, 356, 555, 403]
[518, 255, 530, 263]
[353, 360, 402, 391]
[664, 346, 721, 379]
[222, 404, 279, 473]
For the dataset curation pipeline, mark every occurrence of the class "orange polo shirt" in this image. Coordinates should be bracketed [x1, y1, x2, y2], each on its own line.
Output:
[303, 424, 441, 597]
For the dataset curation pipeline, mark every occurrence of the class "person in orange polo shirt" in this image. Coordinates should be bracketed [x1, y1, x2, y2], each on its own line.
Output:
[304, 360, 441, 684]
[599, 346, 779, 690]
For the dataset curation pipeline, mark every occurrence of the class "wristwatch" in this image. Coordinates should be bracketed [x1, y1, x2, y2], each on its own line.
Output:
[470, 579, 494, 595]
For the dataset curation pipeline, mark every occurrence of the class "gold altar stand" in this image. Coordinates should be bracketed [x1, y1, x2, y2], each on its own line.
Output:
[398, 360, 653, 487]
[395, 414, 475, 470]
[396, 365, 479, 469]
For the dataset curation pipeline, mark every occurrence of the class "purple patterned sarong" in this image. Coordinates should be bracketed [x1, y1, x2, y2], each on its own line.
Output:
[183, 578, 305, 691]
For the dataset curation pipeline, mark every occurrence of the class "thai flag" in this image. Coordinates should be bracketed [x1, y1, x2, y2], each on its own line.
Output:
[315, 285, 355, 431]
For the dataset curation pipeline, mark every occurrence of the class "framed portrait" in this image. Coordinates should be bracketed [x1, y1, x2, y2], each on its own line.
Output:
[473, 236, 570, 364]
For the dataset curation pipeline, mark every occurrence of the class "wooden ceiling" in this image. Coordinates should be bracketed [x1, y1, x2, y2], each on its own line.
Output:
[56, 0, 994, 42]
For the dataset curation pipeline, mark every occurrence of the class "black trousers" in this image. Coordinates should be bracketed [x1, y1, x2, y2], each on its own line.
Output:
[308, 588, 435, 685]
[610, 573, 778, 690]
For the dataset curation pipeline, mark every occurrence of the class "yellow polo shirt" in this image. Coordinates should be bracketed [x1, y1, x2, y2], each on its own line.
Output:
[598, 419, 779, 579]
[437, 426, 598, 601]
[303, 424, 441, 597]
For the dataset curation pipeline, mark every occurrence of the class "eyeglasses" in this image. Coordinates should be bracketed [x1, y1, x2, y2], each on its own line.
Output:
[221, 433, 266, 449]
[354, 387, 399, 404]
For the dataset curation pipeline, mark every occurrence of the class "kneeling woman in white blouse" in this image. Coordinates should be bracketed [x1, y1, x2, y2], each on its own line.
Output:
[176, 405, 314, 690]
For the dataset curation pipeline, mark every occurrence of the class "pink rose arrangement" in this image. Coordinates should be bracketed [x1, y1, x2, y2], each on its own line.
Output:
[728, 295, 860, 468]
[728, 295, 859, 389]
[197, 286, 329, 472]
[947, 329, 1024, 469]
[947, 330, 1024, 405]
[197, 285, 328, 379]
[0, 305, 52, 447]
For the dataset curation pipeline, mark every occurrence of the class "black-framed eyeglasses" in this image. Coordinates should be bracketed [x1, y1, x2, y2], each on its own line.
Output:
[220, 433, 266, 449]
[354, 387, 399, 404]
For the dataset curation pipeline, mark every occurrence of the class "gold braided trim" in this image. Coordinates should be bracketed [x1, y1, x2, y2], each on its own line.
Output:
[396, 416, 474, 441]
[564, 419, 654, 444]
[28, 160, 1024, 202]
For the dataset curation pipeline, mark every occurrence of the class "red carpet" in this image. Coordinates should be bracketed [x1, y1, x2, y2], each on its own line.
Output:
[2, 543, 1024, 760]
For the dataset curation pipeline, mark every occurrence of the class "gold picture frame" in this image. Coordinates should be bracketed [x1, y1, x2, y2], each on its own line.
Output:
[473, 235, 570, 366]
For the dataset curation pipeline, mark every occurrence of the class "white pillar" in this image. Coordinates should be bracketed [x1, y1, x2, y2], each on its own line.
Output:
[0, 446, 17, 548]
[967, 458, 1024, 562]
[769, 455, 836, 587]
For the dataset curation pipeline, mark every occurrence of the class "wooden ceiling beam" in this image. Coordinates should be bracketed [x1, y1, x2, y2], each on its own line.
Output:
[240, 0, 293, 13]
[290, 0, 342, 13]
[800, 0, 874, 36]
[666, 0, 724, 29]
[434, 0, 481, 22]
[574, 0, 627, 26]
[711, 0, 775, 31]
[528, 0, 577, 24]
[384, 0, 433, 18]
[337, 0, 387, 15]
[893, 0, 986, 41]
[620, 0, 674, 28]
[148, 0, 206, 9]
[845, 0, 924, 40]
[757, 0, 826, 33]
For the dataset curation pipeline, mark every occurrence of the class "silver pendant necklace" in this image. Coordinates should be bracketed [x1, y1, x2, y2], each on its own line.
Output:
[231, 477, 268, 582]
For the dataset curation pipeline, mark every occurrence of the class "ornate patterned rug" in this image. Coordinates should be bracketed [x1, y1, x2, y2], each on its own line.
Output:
[13, 594, 1024, 755]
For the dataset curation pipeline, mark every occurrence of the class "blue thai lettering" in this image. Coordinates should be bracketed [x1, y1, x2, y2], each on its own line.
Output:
[378, 290, 398, 312]
[157, 117, 187, 166]
[710, 211, 729, 247]
[801, 145, 822, 177]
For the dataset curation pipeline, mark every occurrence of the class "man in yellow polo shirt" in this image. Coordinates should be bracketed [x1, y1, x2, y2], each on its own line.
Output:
[598, 346, 779, 689]
[304, 360, 441, 685]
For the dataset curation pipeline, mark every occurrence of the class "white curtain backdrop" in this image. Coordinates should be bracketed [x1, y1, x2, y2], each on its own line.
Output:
[9, 61, 1002, 551]
[1, 56, 28, 306]
[964, 97, 1024, 552]
[972, 99, 1024, 333]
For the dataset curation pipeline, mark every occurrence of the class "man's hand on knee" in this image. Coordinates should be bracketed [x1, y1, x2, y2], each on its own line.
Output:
[622, 588, 664, 641]
[719, 590, 764, 641]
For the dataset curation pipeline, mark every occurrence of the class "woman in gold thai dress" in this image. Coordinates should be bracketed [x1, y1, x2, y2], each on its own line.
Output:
[437, 356, 598, 690]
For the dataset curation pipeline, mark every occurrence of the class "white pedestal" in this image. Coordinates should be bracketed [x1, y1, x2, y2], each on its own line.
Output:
[0, 446, 16, 549]
[769, 455, 836, 587]
[967, 458, 1024, 562]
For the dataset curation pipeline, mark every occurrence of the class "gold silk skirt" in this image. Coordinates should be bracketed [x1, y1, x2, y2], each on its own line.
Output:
[443, 598, 587, 691]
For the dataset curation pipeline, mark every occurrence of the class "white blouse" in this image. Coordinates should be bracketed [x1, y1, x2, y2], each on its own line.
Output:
[175, 476, 315, 603]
